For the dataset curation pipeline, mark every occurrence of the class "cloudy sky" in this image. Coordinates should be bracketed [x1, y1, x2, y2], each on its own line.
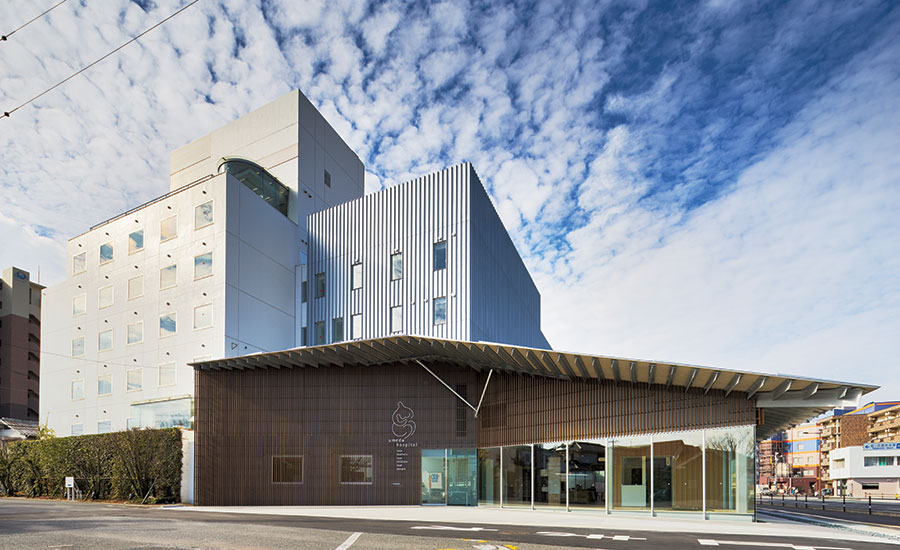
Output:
[1, 0, 898, 402]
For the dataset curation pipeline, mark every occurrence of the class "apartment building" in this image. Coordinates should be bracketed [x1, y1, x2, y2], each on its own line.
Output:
[40, 90, 364, 436]
[869, 403, 900, 443]
[818, 408, 869, 489]
[0, 267, 43, 422]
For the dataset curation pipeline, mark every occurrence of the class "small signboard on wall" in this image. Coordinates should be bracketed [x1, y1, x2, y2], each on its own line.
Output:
[65, 477, 74, 488]
[429, 472, 442, 489]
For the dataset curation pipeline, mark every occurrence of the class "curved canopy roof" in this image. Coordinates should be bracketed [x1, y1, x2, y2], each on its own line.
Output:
[191, 335, 878, 438]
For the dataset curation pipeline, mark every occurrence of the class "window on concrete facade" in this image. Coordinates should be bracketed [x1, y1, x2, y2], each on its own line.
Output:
[98, 329, 113, 352]
[272, 456, 303, 484]
[433, 240, 447, 271]
[351, 263, 362, 290]
[158, 362, 176, 387]
[160, 264, 177, 289]
[160, 215, 177, 242]
[127, 368, 142, 392]
[301, 327, 307, 346]
[73, 252, 86, 275]
[160, 312, 176, 338]
[390, 305, 402, 333]
[72, 294, 86, 317]
[71, 424, 83, 436]
[195, 201, 213, 229]
[315, 272, 326, 298]
[128, 275, 143, 300]
[391, 252, 402, 280]
[100, 242, 114, 265]
[324, 169, 331, 187]
[864, 456, 895, 467]
[301, 281, 308, 303]
[433, 296, 447, 325]
[97, 420, 112, 434]
[351, 313, 362, 340]
[332, 317, 344, 343]
[340, 455, 373, 484]
[127, 322, 143, 345]
[98, 285, 114, 309]
[72, 336, 85, 357]
[71, 379, 84, 400]
[129, 229, 144, 254]
[98, 374, 112, 396]
[315, 321, 325, 345]
[861, 483, 879, 490]
[194, 303, 212, 329]
[194, 252, 213, 280]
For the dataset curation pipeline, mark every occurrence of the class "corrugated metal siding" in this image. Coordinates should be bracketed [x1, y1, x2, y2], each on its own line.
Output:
[469, 167, 548, 348]
[306, 164, 472, 342]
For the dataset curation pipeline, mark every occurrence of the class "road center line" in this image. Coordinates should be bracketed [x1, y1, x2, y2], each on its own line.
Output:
[335, 531, 362, 550]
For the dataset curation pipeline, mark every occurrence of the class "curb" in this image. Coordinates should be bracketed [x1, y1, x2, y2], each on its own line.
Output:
[758, 508, 900, 545]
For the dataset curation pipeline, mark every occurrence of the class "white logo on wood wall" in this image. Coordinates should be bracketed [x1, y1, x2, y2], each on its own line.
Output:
[389, 401, 417, 473]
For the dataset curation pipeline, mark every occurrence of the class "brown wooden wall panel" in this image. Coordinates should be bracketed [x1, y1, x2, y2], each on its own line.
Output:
[476, 373, 756, 448]
[195, 361, 478, 506]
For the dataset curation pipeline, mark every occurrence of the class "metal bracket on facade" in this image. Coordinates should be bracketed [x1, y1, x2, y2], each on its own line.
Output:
[474, 369, 493, 417]
[415, 359, 477, 414]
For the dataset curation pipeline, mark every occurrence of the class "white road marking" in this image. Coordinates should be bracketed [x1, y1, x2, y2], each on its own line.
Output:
[335, 531, 362, 550]
[411, 525, 499, 532]
[536, 531, 645, 541]
[696, 540, 851, 550]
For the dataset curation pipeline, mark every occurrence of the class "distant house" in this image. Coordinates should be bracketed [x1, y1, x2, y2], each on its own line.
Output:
[0, 417, 39, 447]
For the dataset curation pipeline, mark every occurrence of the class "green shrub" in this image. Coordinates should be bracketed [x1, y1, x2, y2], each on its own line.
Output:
[0, 428, 182, 503]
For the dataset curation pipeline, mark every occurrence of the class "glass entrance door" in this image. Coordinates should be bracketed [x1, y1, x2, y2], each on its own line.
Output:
[422, 449, 477, 506]
[422, 449, 447, 505]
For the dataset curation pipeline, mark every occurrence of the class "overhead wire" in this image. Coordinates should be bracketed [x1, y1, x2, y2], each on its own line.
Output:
[2, 0, 201, 119]
[0, 340, 207, 374]
[1, 0, 70, 42]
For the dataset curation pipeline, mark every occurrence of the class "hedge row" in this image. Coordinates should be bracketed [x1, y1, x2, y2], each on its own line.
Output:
[0, 428, 182, 503]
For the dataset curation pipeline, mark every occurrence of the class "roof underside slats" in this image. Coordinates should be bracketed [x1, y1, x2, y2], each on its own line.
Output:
[191, 336, 878, 439]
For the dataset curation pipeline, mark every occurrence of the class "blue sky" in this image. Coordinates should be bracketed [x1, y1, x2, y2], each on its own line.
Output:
[1, 0, 898, 400]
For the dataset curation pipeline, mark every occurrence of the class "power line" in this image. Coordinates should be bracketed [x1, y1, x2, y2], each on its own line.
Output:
[1, 340, 207, 373]
[1, 0, 70, 42]
[2, 0, 201, 119]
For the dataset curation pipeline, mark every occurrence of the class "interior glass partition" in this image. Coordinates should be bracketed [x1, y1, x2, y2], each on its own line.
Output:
[534, 443, 566, 508]
[653, 431, 704, 511]
[705, 426, 755, 515]
[448, 449, 477, 506]
[568, 440, 606, 510]
[421, 449, 446, 505]
[502, 445, 532, 508]
[477, 448, 501, 506]
[611, 436, 651, 511]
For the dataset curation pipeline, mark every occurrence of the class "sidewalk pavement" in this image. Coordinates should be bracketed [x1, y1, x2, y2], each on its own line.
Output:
[168, 504, 900, 544]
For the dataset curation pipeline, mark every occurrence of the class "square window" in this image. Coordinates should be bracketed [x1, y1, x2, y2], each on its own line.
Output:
[194, 252, 213, 279]
[128, 275, 143, 300]
[340, 455, 373, 484]
[301, 328, 307, 347]
[129, 229, 144, 254]
[194, 303, 212, 329]
[98, 285, 114, 309]
[301, 281, 308, 303]
[72, 336, 85, 357]
[324, 169, 331, 187]
[195, 201, 213, 229]
[158, 362, 176, 387]
[315, 321, 325, 345]
[72, 294, 86, 316]
[71, 379, 84, 400]
[390, 305, 402, 333]
[97, 420, 112, 434]
[351, 263, 362, 290]
[391, 252, 402, 280]
[127, 368, 142, 392]
[160, 312, 176, 338]
[127, 321, 143, 344]
[73, 252, 86, 275]
[433, 241, 447, 271]
[433, 296, 447, 325]
[98, 329, 113, 351]
[272, 456, 303, 484]
[315, 272, 326, 298]
[160, 215, 177, 242]
[160, 264, 177, 289]
[351, 313, 362, 340]
[71, 424, 83, 436]
[332, 317, 344, 343]
[98, 374, 112, 396]
[100, 242, 114, 265]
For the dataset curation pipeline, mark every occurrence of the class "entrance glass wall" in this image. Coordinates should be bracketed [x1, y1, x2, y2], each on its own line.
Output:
[502, 445, 532, 508]
[569, 440, 605, 510]
[705, 426, 755, 515]
[610, 436, 651, 511]
[534, 443, 566, 508]
[421, 449, 446, 505]
[422, 449, 477, 506]
[653, 431, 704, 511]
[477, 448, 501, 506]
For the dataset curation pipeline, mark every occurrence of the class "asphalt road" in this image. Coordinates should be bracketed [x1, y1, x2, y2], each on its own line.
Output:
[1, 498, 898, 550]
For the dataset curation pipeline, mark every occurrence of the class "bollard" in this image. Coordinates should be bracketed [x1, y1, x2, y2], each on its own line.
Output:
[821, 491, 825, 511]
[782, 493, 785, 507]
[843, 493, 846, 513]
[795, 494, 798, 508]
[869, 495, 872, 515]
[805, 493, 808, 509]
